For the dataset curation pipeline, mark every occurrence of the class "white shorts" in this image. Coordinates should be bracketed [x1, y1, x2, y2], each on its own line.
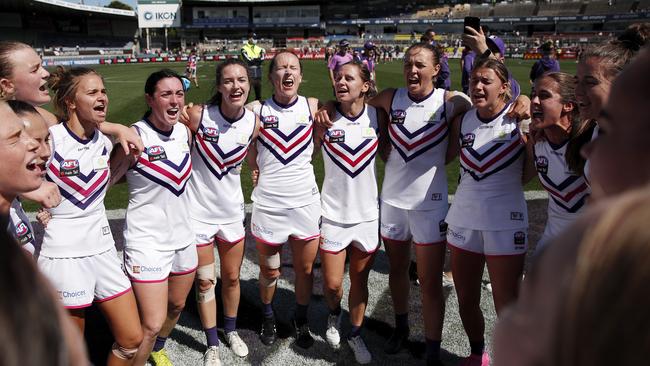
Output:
[251, 201, 321, 246]
[37, 248, 132, 309]
[380, 202, 448, 245]
[320, 218, 379, 254]
[124, 244, 198, 283]
[446, 225, 528, 256]
[192, 218, 246, 248]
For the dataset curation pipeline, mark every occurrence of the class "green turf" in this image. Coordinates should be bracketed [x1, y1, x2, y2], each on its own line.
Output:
[25, 59, 576, 211]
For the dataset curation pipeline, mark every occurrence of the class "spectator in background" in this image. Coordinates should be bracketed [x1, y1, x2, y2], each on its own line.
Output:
[328, 39, 353, 89]
[185, 49, 199, 88]
[422, 28, 451, 91]
[241, 32, 266, 101]
[530, 42, 561, 84]
[361, 41, 377, 82]
[460, 47, 475, 95]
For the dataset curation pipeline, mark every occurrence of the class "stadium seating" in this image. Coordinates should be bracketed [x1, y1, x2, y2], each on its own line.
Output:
[537, 2, 583, 17]
[584, 0, 635, 15]
[493, 2, 536, 17]
[469, 4, 492, 18]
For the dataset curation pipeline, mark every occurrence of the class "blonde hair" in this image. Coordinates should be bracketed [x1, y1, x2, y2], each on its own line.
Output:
[553, 187, 650, 366]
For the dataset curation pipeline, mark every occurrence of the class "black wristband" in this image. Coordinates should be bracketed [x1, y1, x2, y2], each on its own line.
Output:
[480, 49, 492, 59]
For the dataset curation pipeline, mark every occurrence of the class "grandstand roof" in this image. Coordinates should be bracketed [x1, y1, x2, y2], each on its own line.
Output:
[1, 0, 135, 18]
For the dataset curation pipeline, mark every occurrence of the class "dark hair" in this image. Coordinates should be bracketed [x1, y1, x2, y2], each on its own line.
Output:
[404, 42, 441, 67]
[143, 69, 184, 118]
[49, 67, 103, 121]
[0, 215, 68, 366]
[472, 57, 512, 103]
[267, 50, 302, 78]
[207, 58, 250, 106]
[7, 100, 39, 116]
[337, 60, 377, 99]
[537, 72, 591, 173]
[581, 22, 650, 81]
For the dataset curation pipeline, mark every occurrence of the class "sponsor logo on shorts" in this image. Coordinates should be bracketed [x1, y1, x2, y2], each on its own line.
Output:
[510, 212, 524, 221]
[147, 145, 167, 162]
[447, 227, 466, 243]
[102, 226, 111, 235]
[380, 222, 397, 233]
[202, 127, 219, 143]
[514, 231, 526, 249]
[321, 237, 342, 248]
[431, 193, 443, 201]
[535, 156, 549, 174]
[461, 133, 475, 148]
[57, 290, 87, 299]
[312, 187, 319, 195]
[391, 109, 406, 124]
[252, 222, 273, 236]
[439, 220, 448, 235]
[262, 115, 279, 129]
[60, 159, 80, 177]
[328, 129, 345, 143]
[132, 265, 162, 274]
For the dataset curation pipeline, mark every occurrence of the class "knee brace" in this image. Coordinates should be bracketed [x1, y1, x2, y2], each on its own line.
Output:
[111, 342, 138, 360]
[259, 252, 281, 288]
[195, 264, 216, 303]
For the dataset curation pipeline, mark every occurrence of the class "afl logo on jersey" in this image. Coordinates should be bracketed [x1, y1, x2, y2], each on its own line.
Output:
[328, 129, 345, 143]
[202, 127, 219, 143]
[535, 156, 549, 174]
[391, 109, 406, 124]
[15, 222, 29, 236]
[60, 159, 80, 177]
[461, 133, 475, 148]
[147, 145, 167, 162]
[262, 115, 279, 129]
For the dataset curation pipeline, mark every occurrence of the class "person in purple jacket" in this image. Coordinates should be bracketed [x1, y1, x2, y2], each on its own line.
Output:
[461, 47, 475, 95]
[529, 42, 561, 83]
[328, 39, 354, 88]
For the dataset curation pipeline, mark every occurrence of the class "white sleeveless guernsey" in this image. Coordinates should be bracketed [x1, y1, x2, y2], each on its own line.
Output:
[124, 120, 193, 250]
[8, 199, 35, 250]
[583, 124, 598, 186]
[42, 123, 113, 257]
[382, 87, 449, 210]
[534, 139, 590, 237]
[321, 104, 379, 223]
[252, 95, 319, 208]
[446, 105, 528, 230]
[187, 105, 256, 224]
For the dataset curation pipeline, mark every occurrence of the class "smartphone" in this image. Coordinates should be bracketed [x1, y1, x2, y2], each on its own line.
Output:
[464, 17, 481, 34]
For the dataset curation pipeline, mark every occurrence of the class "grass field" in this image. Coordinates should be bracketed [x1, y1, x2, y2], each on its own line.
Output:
[29, 58, 578, 211]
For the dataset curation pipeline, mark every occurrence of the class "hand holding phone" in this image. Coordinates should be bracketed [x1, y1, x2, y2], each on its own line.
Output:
[464, 17, 481, 34]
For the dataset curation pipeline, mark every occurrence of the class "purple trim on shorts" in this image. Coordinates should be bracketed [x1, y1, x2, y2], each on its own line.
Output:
[196, 241, 214, 248]
[64, 302, 93, 310]
[364, 244, 380, 254]
[484, 252, 527, 258]
[447, 242, 483, 256]
[290, 233, 320, 241]
[413, 240, 446, 246]
[215, 236, 245, 245]
[252, 233, 285, 246]
[95, 287, 133, 303]
[170, 266, 198, 276]
[380, 235, 411, 245]
[319, 247, 344, 254]
[129, 276, 169, 284]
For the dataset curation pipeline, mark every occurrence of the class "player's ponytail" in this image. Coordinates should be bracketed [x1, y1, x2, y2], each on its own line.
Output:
[581, 22, 649, 81]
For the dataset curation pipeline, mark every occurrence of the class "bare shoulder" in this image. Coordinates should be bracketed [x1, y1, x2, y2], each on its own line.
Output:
[35, 106, 58, 127]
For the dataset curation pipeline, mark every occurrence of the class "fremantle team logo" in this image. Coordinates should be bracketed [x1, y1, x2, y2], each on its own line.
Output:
[391, 109, 406, 124]
[514, 231, 526, 248]
[328, 129, 345, 143]
[535, 156, 549, 174]
[461, 133, 475, 148]
[147, 145, 167, 162]
[202, 127, 219, 143]
[60, 159, 80, 177]
[262, 115, 279, 129]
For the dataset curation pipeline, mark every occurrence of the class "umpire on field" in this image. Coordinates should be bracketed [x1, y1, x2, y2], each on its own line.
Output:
[241, 31, 266, 101]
